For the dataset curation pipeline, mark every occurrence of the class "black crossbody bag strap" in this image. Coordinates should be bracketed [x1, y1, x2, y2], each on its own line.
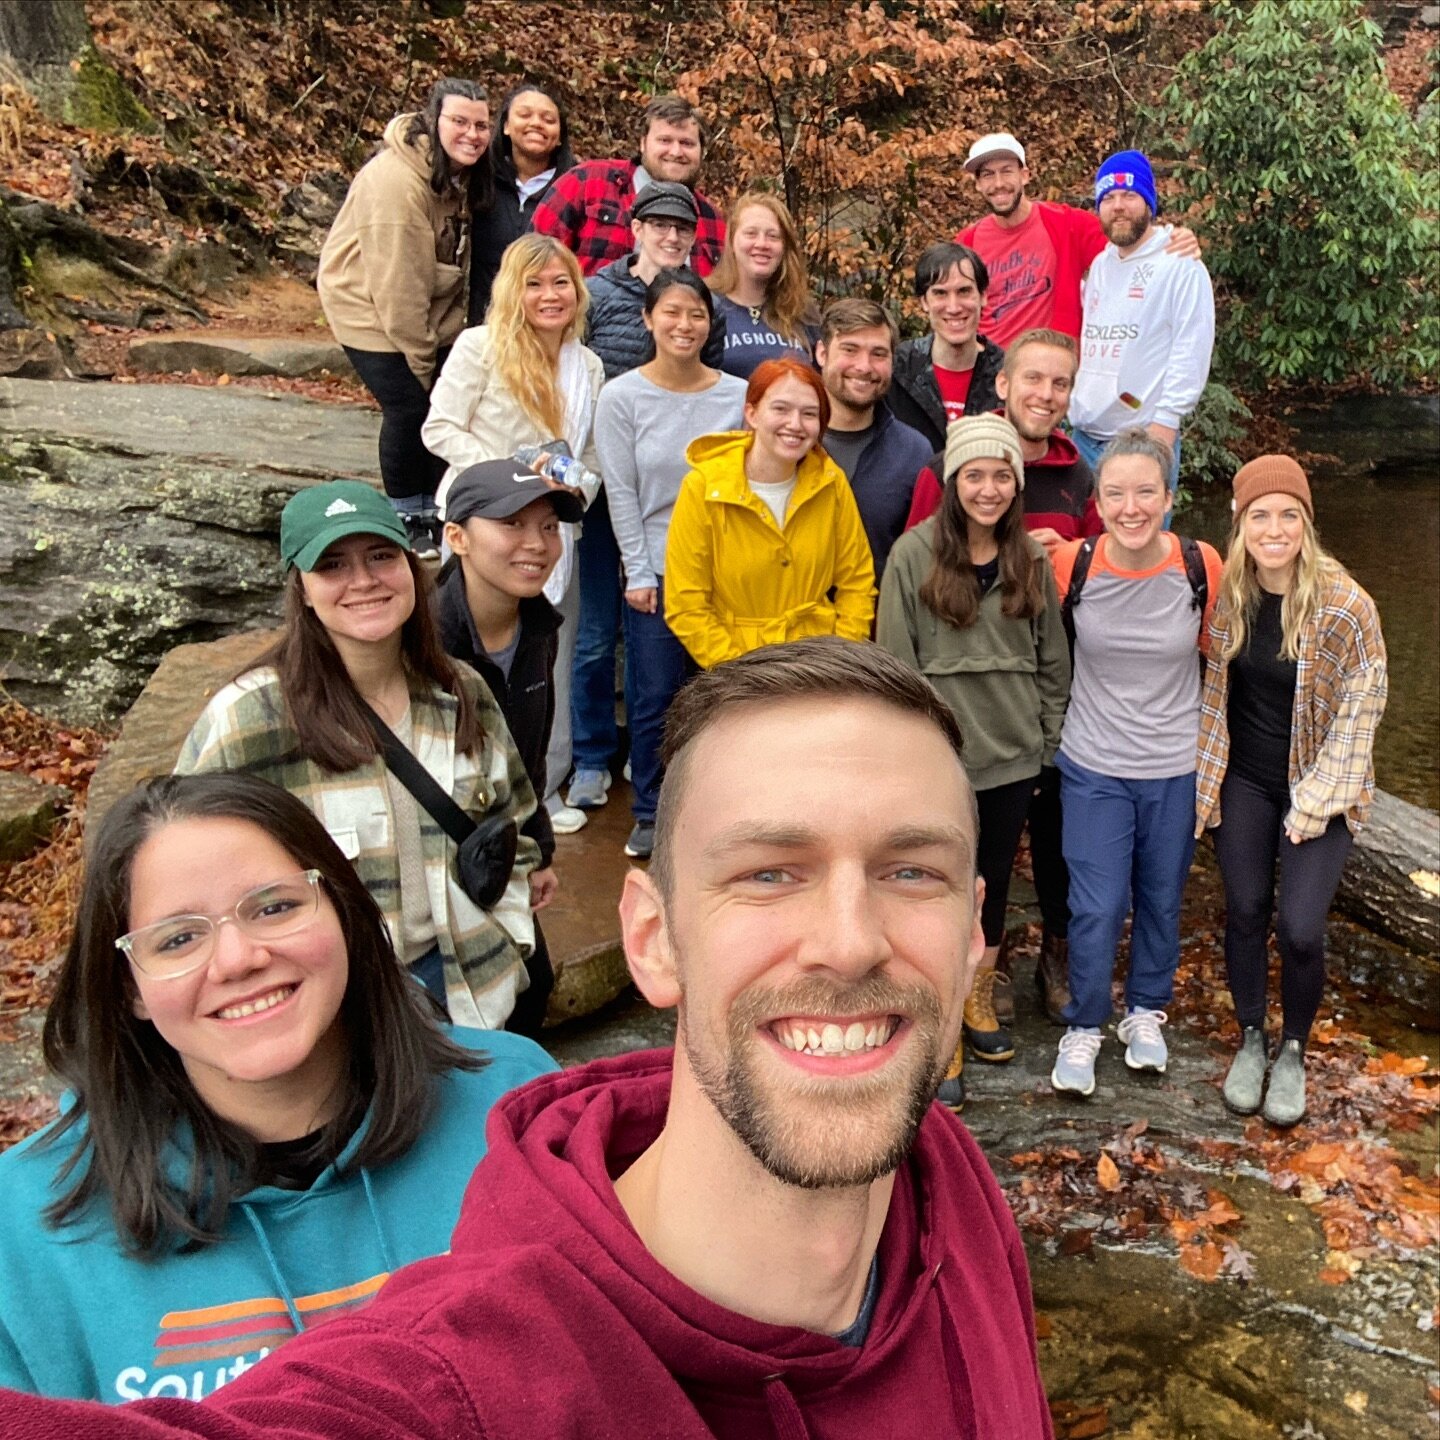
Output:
[360, 702, 476, 848]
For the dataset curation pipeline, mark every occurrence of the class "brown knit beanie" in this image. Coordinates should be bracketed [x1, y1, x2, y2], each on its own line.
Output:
[944, 414, 1025, 488]
[1232, 454, 1312, 518]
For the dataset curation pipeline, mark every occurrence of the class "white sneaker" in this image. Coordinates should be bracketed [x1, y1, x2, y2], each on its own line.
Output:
[1117, 1008, 1168, 1073]
[547, 800, 588, 835]
[1051, 1027, 1102, 1096]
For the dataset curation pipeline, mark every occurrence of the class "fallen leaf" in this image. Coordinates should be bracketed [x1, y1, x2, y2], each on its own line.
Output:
[1096, 1153, 1121, 1192]
[1343, 1391, 1368, 1413]
[1179, 1240, 1224, 1281]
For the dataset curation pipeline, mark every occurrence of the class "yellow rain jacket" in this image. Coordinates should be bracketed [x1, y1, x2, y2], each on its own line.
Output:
[664, 431, 876, 668]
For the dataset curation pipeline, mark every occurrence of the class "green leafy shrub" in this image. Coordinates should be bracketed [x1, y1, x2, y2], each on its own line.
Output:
[1162, 0, 1437, 389]
[1179, 380, 1251, 494]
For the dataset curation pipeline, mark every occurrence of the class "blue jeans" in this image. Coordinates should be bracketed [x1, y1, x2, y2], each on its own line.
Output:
[1072, 427, 1181, 530]
[623, 578, 696, 823]
[1056, 753, 1197, 1027]
[571, 490, 626, 770]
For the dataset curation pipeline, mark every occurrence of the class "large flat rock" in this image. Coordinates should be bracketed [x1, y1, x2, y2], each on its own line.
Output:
[0, 378, 381, 724]
[1, 376, 378, 476]
[128, 333, 356, 380]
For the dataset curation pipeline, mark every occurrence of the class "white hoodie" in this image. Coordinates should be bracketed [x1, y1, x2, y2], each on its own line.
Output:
[1070, 226, 1215, 439]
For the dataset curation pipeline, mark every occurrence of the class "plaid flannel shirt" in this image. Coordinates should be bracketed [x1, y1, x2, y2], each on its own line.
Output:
[1195, 570, 1387, 839]
[177, 667, 541, 1029]
[531, 158, 725, 277]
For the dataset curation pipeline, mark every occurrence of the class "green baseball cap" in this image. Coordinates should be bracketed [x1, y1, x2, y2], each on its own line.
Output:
[280, 481, 411, 572]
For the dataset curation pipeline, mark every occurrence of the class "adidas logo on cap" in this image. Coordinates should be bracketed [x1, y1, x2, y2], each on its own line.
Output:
[324, 499, 359, 517]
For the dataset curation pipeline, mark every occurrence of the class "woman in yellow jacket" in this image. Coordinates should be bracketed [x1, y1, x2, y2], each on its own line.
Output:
[664, 357, 876, 667]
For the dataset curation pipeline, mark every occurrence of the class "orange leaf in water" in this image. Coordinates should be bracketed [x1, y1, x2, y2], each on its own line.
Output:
[1067, 1408, 1110, 1439]
[1034, 1313, 1053, 1339]
[1318, 1267, 1351, 1285]
[1179, 1241, 1224, 1281]
[1096, 1154, 1121, 1192]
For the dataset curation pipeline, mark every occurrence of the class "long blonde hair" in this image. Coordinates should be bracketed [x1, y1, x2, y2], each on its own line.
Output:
[486, 234, 589, 437]
[707, 192, 818, 345]
[1218, 503, 1341, 662]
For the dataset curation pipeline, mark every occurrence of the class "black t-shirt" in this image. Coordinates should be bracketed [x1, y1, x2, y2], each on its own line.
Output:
[975, 556, 1000, 597]
[1226, 589, 1296, 794]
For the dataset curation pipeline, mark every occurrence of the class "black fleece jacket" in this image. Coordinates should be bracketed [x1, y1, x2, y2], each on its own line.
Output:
[584, 256, 727, 380]
[888, 333, 1006, 451]
[469, 147, 577, 324]
[436, 562, 561, 866]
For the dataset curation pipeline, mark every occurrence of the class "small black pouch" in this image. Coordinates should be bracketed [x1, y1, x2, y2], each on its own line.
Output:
[362, 704, 518, 911]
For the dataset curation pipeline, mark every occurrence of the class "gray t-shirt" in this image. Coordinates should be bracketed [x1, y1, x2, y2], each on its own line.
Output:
[822, 422, 874, 483]
[1059, 534, 1213, 780]
[593, 368, 748, 589]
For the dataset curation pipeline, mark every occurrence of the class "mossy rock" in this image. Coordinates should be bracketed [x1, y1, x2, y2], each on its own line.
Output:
[61, 46, 155, 135]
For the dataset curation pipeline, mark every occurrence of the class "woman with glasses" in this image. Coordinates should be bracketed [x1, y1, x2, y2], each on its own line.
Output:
[177, 480, 542, 1032]
[319, 78, 495, 558]
[0, 773, 555, 1402]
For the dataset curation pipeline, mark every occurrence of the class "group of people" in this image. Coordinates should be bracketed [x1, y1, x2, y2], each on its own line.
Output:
[0, 74, 1388, 1436]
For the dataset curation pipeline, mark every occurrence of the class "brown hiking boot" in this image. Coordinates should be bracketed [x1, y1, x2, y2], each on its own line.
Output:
[992, 934, 1015, 1026]
[937, 1036, 965, 1110]
[1035, 931, 1071, 1025]
[963, 968, 1016, 1062]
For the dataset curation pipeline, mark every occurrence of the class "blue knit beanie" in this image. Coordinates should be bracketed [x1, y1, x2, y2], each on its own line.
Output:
[1094, 150, 1157, 215]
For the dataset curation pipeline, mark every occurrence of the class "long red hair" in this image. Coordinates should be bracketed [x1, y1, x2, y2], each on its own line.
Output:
[744, 357, 831, 431]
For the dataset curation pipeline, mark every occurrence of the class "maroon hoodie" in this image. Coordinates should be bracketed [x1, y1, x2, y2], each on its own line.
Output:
[904, 423, 1103, 545]
[0, 1050, 1053, 1440]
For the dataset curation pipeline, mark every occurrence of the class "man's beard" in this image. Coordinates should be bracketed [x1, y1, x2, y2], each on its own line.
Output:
[987, 189, 1023, 219]
[825, 374, 888, 414]
[679, 971, 947, 1191]
[1102, 207, 1150, 249]
[1006, 406, 1054, 444]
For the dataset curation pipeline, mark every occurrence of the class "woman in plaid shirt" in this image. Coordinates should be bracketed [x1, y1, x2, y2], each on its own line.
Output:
[1195, 455, 1387, 1127]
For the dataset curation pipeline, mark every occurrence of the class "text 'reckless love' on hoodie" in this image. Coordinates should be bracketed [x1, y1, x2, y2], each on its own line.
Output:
[0, 1049, 1054, 1439]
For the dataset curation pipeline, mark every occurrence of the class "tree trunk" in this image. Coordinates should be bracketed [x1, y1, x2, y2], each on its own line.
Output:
[1333, 789, 1440, 956]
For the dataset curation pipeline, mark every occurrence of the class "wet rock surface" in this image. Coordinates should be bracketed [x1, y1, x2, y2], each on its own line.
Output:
[0, 377, 379, 724]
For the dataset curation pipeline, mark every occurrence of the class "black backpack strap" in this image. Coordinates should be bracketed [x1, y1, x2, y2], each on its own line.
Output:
[1178, 534, 1208, 613]
[1061, 536, 1098, 651]
[361, 702, 476, 849]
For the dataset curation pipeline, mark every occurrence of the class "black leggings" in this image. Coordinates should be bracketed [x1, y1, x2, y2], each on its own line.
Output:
[343, 346, 449, 502]
[1026, 765, 1069, 938]
[976, 776, 1038, 948]
[1212, 769, 1354, 1044]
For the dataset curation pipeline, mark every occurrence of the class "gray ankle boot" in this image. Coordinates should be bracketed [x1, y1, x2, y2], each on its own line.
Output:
[1222, 1027, 1267, 1115]
[1263, 1038, 1307, 1127]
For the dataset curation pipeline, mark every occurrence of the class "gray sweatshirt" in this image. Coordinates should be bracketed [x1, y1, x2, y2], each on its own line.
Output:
[593, 368, 747, 590]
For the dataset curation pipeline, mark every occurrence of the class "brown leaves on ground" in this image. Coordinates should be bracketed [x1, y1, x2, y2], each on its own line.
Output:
[1049, 1399, 1110, 1438]
[0, 701, 108, 1055]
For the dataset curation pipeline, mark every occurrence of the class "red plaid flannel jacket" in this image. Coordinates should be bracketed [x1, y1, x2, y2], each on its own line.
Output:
[532, 158, 725, 277]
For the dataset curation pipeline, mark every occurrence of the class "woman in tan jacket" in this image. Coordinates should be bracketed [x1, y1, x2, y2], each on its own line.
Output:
[318, 78, 493, 558]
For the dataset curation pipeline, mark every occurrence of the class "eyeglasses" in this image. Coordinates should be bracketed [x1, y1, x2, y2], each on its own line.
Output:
[440, 114, 491, 136]
[117, 871, 324, 980]
[641, 219, 697, 237]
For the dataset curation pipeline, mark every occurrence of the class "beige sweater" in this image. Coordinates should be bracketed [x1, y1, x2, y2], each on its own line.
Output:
[317, 114, 469, 385]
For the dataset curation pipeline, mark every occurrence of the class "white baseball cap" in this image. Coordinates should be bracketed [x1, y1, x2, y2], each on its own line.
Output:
[964, 132, 1026, 173]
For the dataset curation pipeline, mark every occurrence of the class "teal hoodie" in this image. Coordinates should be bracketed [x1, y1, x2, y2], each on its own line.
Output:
[0, 1026, 556, 1403]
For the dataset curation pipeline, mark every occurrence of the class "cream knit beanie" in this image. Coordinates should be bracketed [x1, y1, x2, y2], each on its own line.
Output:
[944, 414, 1025, 488]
